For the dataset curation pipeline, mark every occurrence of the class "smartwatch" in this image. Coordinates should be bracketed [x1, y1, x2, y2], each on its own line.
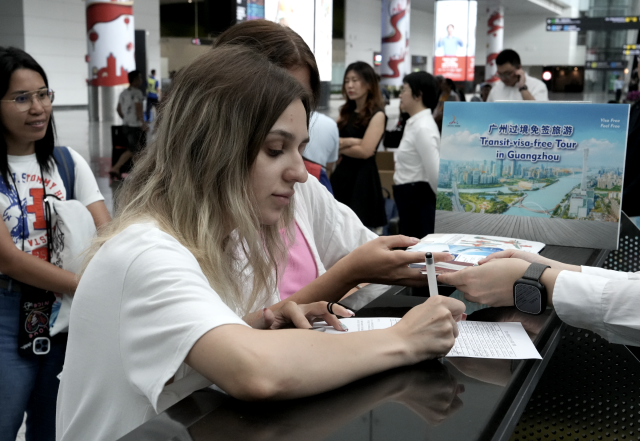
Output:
[513, 262, 549, 315]
[519, 84, 528, 92]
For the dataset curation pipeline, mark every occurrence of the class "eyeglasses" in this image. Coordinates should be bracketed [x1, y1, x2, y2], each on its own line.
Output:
[497, 70, 516, 79]
[0, 88, 55, 112]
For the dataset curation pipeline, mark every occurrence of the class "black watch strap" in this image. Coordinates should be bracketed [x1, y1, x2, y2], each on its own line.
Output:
[522, 262, 550, 282]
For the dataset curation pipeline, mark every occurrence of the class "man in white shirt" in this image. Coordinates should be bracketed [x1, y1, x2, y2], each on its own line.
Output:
[486, 49, 548, 102]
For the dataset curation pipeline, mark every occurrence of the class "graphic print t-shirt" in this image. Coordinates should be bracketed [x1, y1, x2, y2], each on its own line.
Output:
[0, 148, 103, 267]
[119, 87, 144, 127]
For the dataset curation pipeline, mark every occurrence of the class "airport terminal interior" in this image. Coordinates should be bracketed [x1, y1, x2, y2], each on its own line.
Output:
[1, 0, 640, 440]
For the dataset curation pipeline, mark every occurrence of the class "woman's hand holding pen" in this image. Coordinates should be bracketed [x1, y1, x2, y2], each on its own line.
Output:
[392, 295, 466, 361]
[337, 235, 454, 288]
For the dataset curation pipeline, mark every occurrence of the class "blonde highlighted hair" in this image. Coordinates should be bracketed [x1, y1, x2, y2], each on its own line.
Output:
[83, 46, 311, 315]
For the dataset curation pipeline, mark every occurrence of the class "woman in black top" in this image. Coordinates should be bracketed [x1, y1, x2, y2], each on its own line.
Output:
[331, 62, 387, 230]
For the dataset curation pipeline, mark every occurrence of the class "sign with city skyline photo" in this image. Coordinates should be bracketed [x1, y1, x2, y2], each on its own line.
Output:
[437, 102, 629, 249]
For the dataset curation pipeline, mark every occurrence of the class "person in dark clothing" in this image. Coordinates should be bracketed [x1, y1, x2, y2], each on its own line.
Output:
[331, 62, 387, 231]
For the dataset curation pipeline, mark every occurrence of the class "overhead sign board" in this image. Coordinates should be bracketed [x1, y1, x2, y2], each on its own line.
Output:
[585, 61, 628, 70]
[547, 16, 640, 31]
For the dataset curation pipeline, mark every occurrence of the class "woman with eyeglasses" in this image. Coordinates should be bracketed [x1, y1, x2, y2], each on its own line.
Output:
[0, 47, 110, 441]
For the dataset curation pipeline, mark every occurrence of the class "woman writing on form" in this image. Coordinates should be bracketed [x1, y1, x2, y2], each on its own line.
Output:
[56, 47, 464, 441]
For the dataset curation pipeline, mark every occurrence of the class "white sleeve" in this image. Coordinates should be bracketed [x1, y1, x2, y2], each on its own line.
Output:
[328, 121, 339, 163]
[581, 265, 635, 280]
[486, 88, 496, 102]
[298, 176, 377, 269]
[554, 270, 640, 346]
[67, 147, 104, 206]
[119, 239, 249, 412]
[416, 125, 440, 187]
[529, 78, 549, 101]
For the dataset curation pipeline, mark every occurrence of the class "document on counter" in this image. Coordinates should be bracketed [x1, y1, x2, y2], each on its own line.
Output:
[319, 317, 401, 334]
[446, 321, 541, 359]
[315, 319, 541, 360]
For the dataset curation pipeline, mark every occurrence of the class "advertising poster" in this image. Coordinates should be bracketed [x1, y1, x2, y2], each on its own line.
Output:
[437, 102, 629, 249]
[264, 0, 332, 82]
[434, 0, 477, 82]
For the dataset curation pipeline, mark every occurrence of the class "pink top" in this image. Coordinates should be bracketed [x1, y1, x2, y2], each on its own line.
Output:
[278, 222, 318, 300]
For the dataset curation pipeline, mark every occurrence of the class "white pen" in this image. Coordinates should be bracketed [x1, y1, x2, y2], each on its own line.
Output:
[425, 252, 440, 296]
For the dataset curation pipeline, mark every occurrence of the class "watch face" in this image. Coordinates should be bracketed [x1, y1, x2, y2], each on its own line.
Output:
[514, 283, 542, 314]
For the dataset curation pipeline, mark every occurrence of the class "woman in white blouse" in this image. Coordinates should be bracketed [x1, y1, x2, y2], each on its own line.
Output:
[437, 250, 640, 346]
[393, 72, 441, 238]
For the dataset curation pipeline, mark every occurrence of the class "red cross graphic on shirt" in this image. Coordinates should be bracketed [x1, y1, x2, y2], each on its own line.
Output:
[26, 188, 46, 230]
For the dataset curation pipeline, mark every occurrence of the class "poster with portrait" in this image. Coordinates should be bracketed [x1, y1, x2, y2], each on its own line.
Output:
[436, 102, 630, 249]
[434, 0, 477, 82]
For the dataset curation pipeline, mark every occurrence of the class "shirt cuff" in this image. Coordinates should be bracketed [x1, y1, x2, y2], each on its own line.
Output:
[553, 270, 609, 336]
[581, 266, 629, 280]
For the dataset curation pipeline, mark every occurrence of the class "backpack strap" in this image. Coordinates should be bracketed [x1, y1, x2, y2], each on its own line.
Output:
[53, 146, 75, 200]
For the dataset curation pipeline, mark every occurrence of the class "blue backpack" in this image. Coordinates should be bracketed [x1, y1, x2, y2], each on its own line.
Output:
[53, 146, 75, 200]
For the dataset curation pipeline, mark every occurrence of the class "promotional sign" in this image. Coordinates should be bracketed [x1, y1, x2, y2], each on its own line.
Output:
[264, 0, 332, 82]
[437, 102, 629, 249]
[380, 0, 410, 87]
[86, 0, 136, 86]
[434, 0, 477, 82]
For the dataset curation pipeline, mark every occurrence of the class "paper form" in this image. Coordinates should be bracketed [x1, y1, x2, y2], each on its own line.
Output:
[319, 317, 400, 334]
[315, 319, 541, 360]
[446, 321, 541, 359]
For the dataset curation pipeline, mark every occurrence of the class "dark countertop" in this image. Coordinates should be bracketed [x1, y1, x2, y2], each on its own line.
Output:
[119, 243, 608, 441]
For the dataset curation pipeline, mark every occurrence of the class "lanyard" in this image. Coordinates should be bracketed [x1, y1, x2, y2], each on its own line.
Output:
[8, 166, 52, 260]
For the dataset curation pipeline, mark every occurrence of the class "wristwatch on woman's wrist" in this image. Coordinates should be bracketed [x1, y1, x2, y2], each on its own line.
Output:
[519, 84, 528, 92]
[513, 262, 550, 315]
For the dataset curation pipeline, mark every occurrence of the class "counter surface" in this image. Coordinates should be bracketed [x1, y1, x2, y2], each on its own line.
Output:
[118, 245, 608, 441]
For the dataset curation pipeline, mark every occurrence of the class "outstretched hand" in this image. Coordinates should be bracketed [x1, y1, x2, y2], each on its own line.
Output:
[340, 235, 453, 287]
[436, 258, 530, 307]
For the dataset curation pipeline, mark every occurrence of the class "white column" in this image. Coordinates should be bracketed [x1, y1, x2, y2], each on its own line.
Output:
[380, 0, 410, 87]
[484, 4, 503, 83]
